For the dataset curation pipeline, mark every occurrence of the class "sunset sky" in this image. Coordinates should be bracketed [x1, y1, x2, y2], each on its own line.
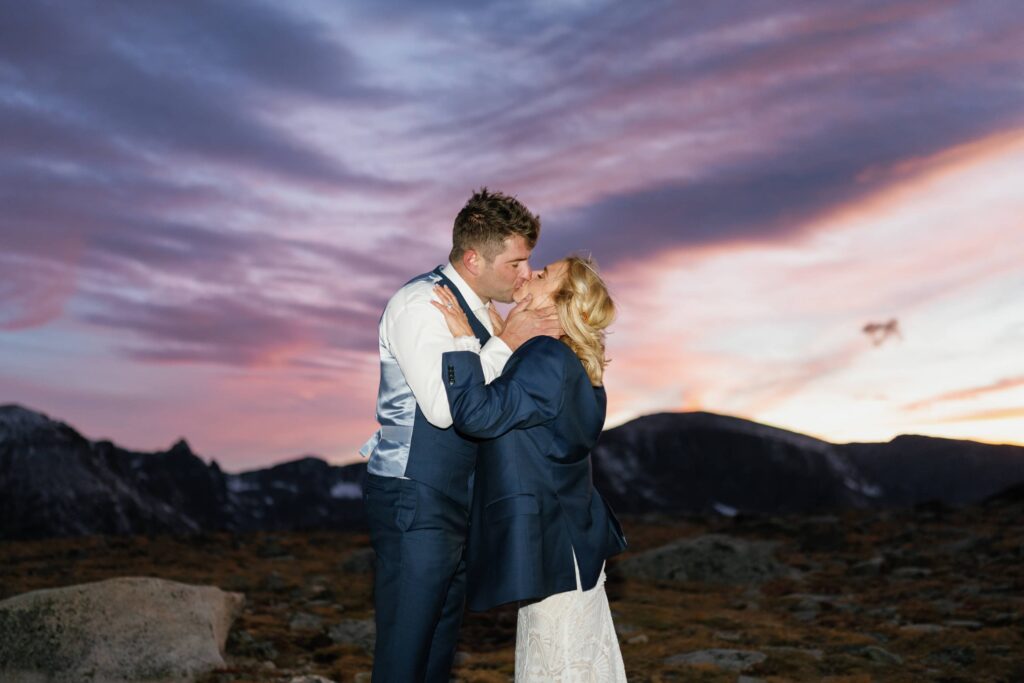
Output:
[2, 1, 1023, 471]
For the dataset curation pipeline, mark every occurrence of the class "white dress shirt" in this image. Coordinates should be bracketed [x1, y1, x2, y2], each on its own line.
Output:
[379, 262, 511, 429]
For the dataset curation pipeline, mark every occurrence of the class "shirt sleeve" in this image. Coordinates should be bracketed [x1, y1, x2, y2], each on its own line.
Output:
[385, 296, 512, 429]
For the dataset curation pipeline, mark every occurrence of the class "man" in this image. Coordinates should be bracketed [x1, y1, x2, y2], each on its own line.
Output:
[360, 188, 561, 681]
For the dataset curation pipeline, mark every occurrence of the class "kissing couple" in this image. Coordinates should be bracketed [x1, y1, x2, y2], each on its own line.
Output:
[360, 188, 628, 681]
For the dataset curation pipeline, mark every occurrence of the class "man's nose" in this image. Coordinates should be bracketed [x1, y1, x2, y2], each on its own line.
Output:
[522, 263, 534, 280]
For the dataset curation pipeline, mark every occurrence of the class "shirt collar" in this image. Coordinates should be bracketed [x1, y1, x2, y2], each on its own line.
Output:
[441, 261, 487, 312]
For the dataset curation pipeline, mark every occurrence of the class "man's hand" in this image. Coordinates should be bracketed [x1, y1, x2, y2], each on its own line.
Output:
[497, 295, 563, 351]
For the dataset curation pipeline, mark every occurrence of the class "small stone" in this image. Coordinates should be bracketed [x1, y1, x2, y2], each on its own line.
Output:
[288, 676, 337, 683]
[892, 566, 932, 579]
[850, 556, 885, 576]
[714, 630, 742, 642]
[665, 648, 767, 672]
[289, 612, 325, 631]
[453, 651, 472, 666]
[354, 673, 372, 683]
[899, 623, 945, 634]
[944, 620, 983, 630]
[764, 646, 824, 661]
[858, 645, 903, 665]
[328, 618, 376, 654]
[627, 633, 648, 645]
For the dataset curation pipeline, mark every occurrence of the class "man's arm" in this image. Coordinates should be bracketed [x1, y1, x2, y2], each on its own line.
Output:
[386, 297, 463, 429]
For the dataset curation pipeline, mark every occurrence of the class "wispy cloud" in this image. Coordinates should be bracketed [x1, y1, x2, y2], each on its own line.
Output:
[2, 0, 1022, 464]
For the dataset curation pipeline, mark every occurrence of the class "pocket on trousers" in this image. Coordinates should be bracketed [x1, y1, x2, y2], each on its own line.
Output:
[485, 493, 539, 521]
[394, 484, 418, 531]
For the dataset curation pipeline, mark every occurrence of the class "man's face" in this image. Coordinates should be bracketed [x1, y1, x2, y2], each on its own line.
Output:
[476, 235, 533, 303]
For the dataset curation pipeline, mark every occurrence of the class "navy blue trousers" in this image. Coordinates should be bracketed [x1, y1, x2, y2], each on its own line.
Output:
[364, 473, 468, 682]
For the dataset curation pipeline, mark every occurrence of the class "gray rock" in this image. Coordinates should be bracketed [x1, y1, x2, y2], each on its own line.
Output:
[892, 566, 932, 579]
[0, 576, 244, 683]
[764, 646, 824, 661]
[899, 623, 945, 634]
[288, 677, 337, 683]
[328, 618, 376, 653]
[944, 619, 983, 630]
[926, 646, 975, 667]
[618, 534, 791, 584]
[353, 673, 372, 683]
[627, 633, 649, 645]
[228, 629, 278, 660]
[665, 648, 767, 671]
[289, 611, 324, 631]
[857, 645, 903, 665]
[849, 556, 885, 576]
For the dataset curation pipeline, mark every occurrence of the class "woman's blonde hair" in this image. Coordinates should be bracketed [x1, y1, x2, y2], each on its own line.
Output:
[553, 255, 615, 386]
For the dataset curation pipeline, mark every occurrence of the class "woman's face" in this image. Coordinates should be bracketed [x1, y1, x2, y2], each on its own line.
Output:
[512, 259, 568, 307]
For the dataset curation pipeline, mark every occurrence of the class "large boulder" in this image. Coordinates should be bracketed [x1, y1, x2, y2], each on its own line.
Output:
[617, 533, 792, 584]
[0, 576, 244, 683]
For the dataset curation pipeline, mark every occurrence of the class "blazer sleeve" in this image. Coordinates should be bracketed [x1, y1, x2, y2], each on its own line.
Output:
[441, 339, 567, 439]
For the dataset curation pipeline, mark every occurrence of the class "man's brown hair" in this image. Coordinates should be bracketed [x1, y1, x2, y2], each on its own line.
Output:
[450, 188, 540, 263]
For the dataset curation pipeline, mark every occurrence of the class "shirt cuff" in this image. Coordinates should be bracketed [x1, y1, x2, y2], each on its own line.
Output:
[453, 336, 482, 353]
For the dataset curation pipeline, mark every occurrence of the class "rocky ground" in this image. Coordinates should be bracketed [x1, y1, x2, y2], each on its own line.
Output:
[2, 492, 1021, 682]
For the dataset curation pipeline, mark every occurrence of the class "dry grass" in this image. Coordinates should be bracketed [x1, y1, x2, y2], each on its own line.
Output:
[2, 500, 1022, 682]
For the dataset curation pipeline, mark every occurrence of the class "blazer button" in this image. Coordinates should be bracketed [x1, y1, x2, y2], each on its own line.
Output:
[447, 366, 455, 385]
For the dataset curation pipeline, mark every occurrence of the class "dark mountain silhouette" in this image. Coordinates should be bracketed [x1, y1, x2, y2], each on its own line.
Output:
[591, 412, 1024, 516]
[0, 405, 365, 541]
[3, 404, 1024, 540]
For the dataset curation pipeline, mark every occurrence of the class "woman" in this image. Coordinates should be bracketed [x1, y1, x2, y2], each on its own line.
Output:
[431, 255, 628, 681]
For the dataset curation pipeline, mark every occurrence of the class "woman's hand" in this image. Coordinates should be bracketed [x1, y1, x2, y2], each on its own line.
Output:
[487, 301, 506, 337]
[431, 285, 474, 338]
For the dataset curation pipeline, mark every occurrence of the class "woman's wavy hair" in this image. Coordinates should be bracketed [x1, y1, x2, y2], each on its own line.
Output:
[553, 255, 615, 386]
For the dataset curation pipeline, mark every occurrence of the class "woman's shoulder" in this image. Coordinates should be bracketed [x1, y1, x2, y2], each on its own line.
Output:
[512, 336, 587, 379]
[515, 336, 576, 363]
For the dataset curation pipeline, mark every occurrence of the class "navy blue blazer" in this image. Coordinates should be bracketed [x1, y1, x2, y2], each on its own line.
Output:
[442, 335, 627, 612]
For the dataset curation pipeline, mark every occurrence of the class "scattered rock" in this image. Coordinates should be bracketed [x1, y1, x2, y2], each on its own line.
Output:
[453, 651, 472, 666]
[627, 633, 649, 645]
[290, 611, 325, 631]
[664, 648, 767, 671]
[892, 566, 932, 579]
[0, 576, 243, 683]
[228, 629, 278, 660]
[849, 556, 885, 576]
[856, 645, 903, 666]
[899, 623, 945, 634]
[328, 618, 376, 653]
[927, 646, 975, 667]
[713, 630, 742, 642]
[263, 571, 290, 593]
[618, 534, 792, 584]
[288, 676, 337, 683]
[763, 646, 824, 661]
[353, 673, 372, 683]
[944, 619, 983, 630]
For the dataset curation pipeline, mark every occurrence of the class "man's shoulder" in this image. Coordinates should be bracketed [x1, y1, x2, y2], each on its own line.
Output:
[385, 268, 444, 313]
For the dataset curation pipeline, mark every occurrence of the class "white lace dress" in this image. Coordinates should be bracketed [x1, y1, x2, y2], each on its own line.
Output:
[514, 551, 627, 682]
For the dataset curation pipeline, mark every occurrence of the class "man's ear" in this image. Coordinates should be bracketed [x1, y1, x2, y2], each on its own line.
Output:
[462, 248, 482, 277]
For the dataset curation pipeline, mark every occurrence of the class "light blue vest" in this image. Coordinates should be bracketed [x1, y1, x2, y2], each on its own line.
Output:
[361, 266, 490, 508]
